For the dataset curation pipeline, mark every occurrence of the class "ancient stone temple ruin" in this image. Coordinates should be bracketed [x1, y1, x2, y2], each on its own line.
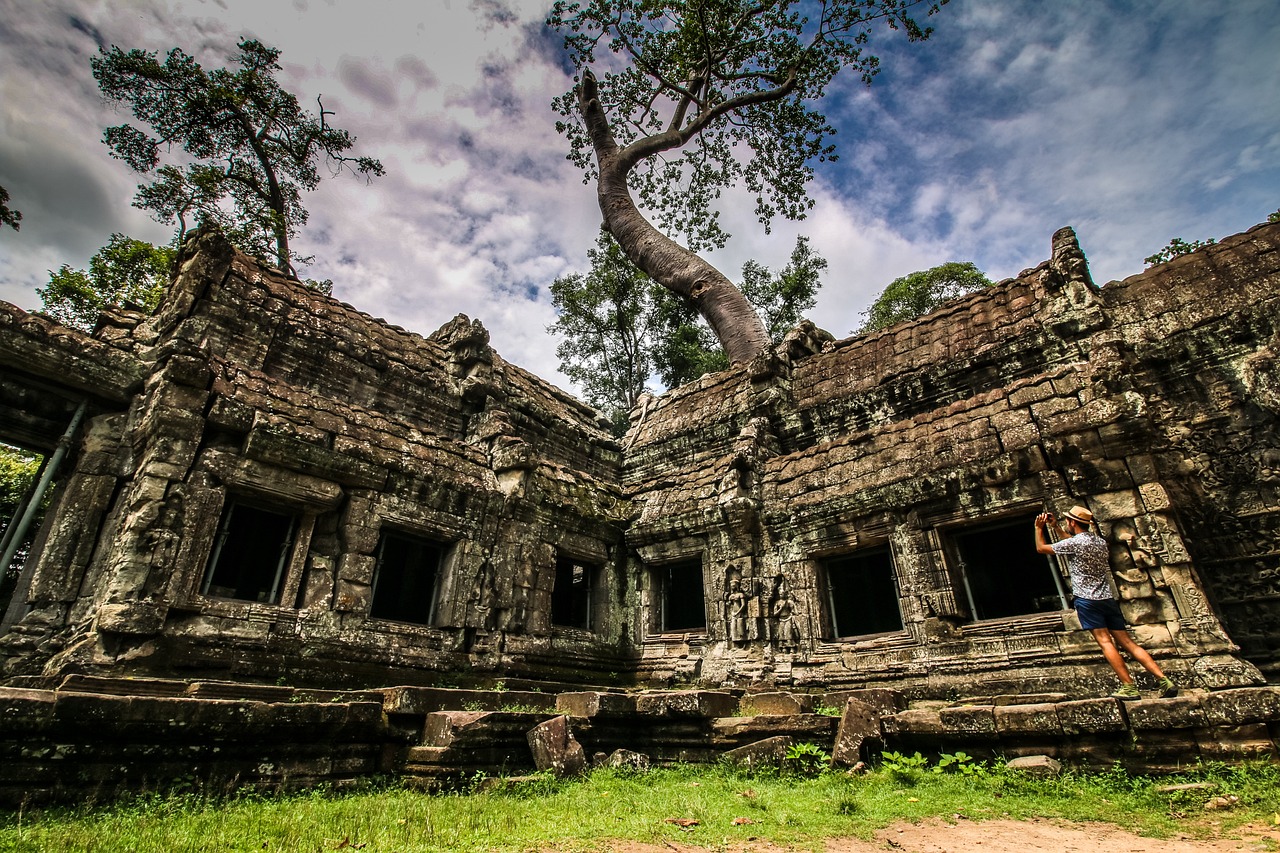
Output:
[3, 223, 1280, 695]
[2, 223, 1280, 800]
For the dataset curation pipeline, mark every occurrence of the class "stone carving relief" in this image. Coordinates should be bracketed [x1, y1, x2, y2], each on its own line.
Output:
[1239, 338, 1280, 414]
[769, 575, 800, 653]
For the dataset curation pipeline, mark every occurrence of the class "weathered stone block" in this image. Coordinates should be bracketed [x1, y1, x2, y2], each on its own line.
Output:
[937, 705, 996, 737]
[724, 735, 791, 770]
[1199, 687, 1280, 726]
[96, 602, 168, 635]
[1193, 724, 1278, 761]
[738, 692, 808, 716]
[336, 553, 376, 584]
[1125, 696, 1207, 731]
[880, 708, 941, 736]
[334, 579, 371, 612]
[635, 691, 737, 718]
[0, 688, 56, 732]
[822, 689, 907, 715]
[1006, 755, 1063, 777]
[831, 698, 881, 767]
[1057, 698, 1127, 735]
[994, 703, 1063, 737]
[527, 715, 586, 777]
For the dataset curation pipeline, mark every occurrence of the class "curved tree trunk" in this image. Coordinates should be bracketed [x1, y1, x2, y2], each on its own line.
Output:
[577, 73, 770, 367]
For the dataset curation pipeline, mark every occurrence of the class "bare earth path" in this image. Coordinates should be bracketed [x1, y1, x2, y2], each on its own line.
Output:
[571, 817, 1280, 852]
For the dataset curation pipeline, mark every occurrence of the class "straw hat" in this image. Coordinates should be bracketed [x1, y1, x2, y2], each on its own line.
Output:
[1063, 505, 1094, 525]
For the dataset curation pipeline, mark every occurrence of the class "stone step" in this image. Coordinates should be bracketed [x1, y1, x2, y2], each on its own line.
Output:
[422, 710, 559, 748]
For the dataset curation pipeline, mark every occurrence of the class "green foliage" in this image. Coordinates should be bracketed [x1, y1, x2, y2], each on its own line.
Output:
[1143, 236, 1216, 267]
[0, 445, 40, 521]
[649, 234, 827, 387]
[859, 260, 993, 333]
[548, 0, 949, 253]
[813, 703, 844, 717]
[740, 236, 828, 341]
[933, 751, 985, 777]
[550, 233, 825, 434]
[0, 444, 42, 605]
[92, 38, 384, 274]
[879, 749, 930, 784]
[549, 231, 656, 437]
[0, 184, 20, 232]
[1268, 209, 1279, 224]
[782, 742, 831, 777]
[37, 234, 175, 332]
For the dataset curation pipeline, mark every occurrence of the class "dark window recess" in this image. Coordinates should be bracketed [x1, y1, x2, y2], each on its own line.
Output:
[201, 502, 297, 604]
[369, 531, 444, 625]
[659, 559, 705, 632]
[824, 547, 903, 637]
[951, 515, 1067, 621]
[551, 557, 595, 630]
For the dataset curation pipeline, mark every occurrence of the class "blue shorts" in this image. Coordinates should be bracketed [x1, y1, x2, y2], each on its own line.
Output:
[1075, 598, 1127, 631]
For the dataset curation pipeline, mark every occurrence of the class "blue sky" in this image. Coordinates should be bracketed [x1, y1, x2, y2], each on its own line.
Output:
[1, 0, 1277, 395]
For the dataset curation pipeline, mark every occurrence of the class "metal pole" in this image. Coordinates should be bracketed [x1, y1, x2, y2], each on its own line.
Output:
[0, 400, 88, 634]
[1046, 554, 1071, 609]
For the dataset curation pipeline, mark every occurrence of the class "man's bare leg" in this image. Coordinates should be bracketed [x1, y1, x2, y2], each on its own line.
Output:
[1091, 628, 1134, 684]
[1111, 629, 1167, 680]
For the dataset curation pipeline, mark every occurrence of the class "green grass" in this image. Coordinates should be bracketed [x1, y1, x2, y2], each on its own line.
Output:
[2, 759, 1278, 852]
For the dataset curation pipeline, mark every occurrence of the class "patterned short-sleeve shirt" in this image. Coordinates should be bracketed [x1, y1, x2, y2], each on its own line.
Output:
[1050, 531, 1113, 601]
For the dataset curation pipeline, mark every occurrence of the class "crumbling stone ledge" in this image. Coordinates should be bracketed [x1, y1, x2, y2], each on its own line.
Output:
[1, 678, 1277, 805]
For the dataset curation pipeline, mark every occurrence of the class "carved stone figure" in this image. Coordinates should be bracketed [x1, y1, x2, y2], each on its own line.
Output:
[770, 576, 799, 652]
[725, 576, 748, 645]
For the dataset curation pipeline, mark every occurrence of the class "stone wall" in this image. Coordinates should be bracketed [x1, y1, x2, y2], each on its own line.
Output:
[1, 221, 1278, 699]
[623, 223, 1280, 695]
[1, 228, 630, 687]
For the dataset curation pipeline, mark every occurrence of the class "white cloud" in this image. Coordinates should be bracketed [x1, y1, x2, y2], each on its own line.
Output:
[1, 0, 1277, 399]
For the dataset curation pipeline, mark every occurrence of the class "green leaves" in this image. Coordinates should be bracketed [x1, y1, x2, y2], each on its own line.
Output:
[92, 38, 384, 274]
[549, 0, 947, 251]
[858, 260, 992, 333]
[1143, 236, 1216, 268]
[550, 231, 825, 433]
[0, 184, 21, 232]
[37, 234, 176, 332]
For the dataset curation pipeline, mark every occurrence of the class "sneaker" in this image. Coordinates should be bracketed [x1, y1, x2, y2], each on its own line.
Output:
[1157, 677, 1179, 699]
[1110, 683, 1141, 700]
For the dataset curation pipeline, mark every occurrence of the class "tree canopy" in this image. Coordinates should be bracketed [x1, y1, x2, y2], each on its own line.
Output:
[548, 0, 947, 365]
[92, 38, 384, 274]
[550, 231, 824, 435]
[0, 185, 20, 232]
[859, 260, 992, 333]
[37, 234, 176, 332]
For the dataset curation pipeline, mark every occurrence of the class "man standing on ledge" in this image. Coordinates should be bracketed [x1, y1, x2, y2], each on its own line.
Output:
[1035, 506, 1178, 700]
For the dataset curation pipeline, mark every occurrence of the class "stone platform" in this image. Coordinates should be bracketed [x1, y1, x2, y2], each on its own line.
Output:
[0, 677, 1276, 805]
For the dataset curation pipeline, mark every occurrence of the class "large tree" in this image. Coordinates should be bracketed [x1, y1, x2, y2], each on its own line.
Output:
[858, 260, 992, 333]
[0, 185, 20, 232]
[92, 38, 384, 274]
[549, 0, 947, 365]
[550, 231, 824, 434]
[652, 234, 825, 387]
[37, 234, 176, 332]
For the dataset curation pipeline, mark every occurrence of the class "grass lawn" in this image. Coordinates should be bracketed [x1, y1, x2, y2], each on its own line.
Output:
[1, 754, 1278, 852]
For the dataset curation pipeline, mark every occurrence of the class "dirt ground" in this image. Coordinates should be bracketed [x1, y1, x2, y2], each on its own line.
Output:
[575, 817, 1280, 852]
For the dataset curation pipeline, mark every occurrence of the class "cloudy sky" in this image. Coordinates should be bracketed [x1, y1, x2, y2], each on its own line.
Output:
[1, 0, 1277, 395]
